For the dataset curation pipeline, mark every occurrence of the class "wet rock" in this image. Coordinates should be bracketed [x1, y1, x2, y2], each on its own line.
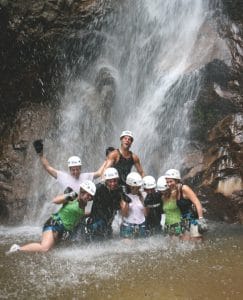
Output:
[185, 2, 243, 222]
[229, 190, 243, 223]
[191, 59, 240, 142]
[221, 0, 243, 23]
[197, 186, 239, 222]
[203, 113, 243, 188]
[0, 104, 54, 223]
[0, 0, 113, 223]
[183, 113, 243, 223]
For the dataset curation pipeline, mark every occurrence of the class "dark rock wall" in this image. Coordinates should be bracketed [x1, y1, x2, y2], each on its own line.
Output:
[0, 0, 113, 223]
[0, 0, 243, 224]
[184, 0, 243, 223]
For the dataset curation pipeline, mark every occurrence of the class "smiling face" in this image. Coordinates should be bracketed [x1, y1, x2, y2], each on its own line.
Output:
[120, 135, 133, 150]
[106, 178, 119, 190]
[69, 166, 81, 179]
[166, 178, 177, 190]
[78, 189, 93, 208]
[129, 185, 141, 194]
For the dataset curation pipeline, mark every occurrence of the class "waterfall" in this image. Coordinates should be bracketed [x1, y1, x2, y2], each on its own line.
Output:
[27, 0, 224, 223]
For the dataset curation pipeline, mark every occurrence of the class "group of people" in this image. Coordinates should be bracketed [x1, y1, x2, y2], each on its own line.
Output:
[7, 130, 207, 254]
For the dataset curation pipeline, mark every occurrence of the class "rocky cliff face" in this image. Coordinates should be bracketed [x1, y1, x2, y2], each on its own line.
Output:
[183, 0, 243, 223]
[0, 0, 113, 223]
[0, 0, 242, 224]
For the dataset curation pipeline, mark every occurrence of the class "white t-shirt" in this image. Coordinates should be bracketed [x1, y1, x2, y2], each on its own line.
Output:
[56, 171, 94, 193]
[123, 193, 145, 225]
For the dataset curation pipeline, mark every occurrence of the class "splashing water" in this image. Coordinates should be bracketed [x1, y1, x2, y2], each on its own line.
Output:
[2, 2, 243, 299]
[27, 0, 224, 222]
[1, 223, 243, 299]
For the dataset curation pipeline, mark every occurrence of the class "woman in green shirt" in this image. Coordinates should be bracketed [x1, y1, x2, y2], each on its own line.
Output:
[160, 178, 182, 237]
[7, 180, 96, 253]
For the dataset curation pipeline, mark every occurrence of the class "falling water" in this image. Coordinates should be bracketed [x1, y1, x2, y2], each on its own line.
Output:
[24, 0, 227, 223]
[56, 0, 221, 173]
[2, 1, 243, 299]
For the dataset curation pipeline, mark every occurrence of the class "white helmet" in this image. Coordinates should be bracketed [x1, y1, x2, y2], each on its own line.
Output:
[157, 176, 169, 191]
[104, 167, 119, 180]
[68, 156, 82, 167]
[126, 172, 143, 187]
[80, 180, 96, 196]
[120, 130, 134, 141]
[164, 169, 181, 180]
[143, 175, 156, 189]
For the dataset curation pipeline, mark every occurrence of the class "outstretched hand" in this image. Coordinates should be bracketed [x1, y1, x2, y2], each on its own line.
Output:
[197, 217, 208, 234]
[33, 139, 43, 154]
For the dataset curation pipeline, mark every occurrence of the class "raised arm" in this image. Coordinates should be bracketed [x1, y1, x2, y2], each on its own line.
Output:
[52, 194, 67, 205]
[93, 160, 106, 179]
[39, 154, 58, 179]
[53, 191, 77, 204]
[100, 151, 118, 176]
[33, 139, 58, 179]
[133, 154, 145, 178]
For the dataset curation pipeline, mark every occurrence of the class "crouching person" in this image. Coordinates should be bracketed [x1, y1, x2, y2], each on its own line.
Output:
[7, 180, 96, 253]
[86, 168, 130, 241]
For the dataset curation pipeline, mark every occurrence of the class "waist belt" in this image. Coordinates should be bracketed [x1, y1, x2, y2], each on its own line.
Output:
[123, 221, 146, 228]
[147, 203, 160, 208]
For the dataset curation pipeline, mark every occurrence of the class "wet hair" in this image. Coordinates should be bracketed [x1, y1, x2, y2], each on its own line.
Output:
[105, 146, 115, 157]
[160, 188, 172, 201]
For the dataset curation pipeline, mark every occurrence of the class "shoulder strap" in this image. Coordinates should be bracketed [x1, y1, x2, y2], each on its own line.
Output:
[124, 194, 132, 203]
[112, 149, 120, 164]
[177, 183, 183, 200]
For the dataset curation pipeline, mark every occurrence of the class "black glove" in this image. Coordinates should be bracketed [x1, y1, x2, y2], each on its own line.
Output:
[64, 191, 78, 201]
[124, 194, 132, 203]
[33, 139, 43, 154]
[197, 217, 208, 234]
[64, 187, 73, 194]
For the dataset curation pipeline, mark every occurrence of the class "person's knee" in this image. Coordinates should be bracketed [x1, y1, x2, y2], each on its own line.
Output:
[40, 242, 53, 252]
[41, 245, 52, 252]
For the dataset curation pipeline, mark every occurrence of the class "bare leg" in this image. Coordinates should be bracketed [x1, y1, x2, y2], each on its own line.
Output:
[180, 231, 203, 242]
[20, 230, 58, 252]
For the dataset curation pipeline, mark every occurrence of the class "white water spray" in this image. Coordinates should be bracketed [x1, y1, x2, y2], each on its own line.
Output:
[27, 0, 225, 223]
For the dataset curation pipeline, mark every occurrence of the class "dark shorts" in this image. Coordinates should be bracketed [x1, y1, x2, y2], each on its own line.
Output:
[181, 212, 197, 232]
[120, 221, 147, 239]
[86, 218, 112, 240]
[146, 224, 162, 236]
[164, 223, 182, 236]
[42, 216, 66, 237]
